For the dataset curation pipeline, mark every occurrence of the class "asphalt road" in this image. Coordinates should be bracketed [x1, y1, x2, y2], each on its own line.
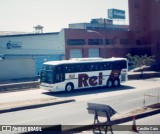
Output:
[0, 78, 160, 127]
[0, 78, 160, 104]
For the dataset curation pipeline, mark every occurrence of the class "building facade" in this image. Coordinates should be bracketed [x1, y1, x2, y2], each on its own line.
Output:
[1, 0, 160, 79]
[0, 30, 65, 74]
[65, 0, 160, 68]
[128, 0, 160, 62]
[0, 58, 36, 81]
[65, 28, 131, 59]
[69, 18, 128, 31]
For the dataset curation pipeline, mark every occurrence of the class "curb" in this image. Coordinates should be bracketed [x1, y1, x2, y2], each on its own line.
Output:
[0, 99, 75, 114]
[128, 72, 160, 80]
[111, 108, 160, 125]
[0, 81, 39, 92]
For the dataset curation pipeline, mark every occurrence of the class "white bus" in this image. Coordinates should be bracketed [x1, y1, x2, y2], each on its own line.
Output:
[40, 57, 128, 92]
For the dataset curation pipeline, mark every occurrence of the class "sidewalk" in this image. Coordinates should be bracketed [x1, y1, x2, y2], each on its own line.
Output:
[0, 77, 38, 84]
[0, 97, 75, 114]
[128, 71, 160, 80]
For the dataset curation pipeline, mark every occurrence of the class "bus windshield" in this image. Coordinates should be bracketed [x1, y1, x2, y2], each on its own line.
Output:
[40, 64, 54, 83]
[41, 64, 65, 84]
[40, 70, 53, 84]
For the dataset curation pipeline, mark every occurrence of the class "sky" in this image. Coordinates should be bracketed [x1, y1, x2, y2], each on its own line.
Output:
[0, 0, 128, 33]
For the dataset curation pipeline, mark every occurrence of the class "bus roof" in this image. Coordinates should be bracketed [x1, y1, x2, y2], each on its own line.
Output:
[43, 57, 127, 66]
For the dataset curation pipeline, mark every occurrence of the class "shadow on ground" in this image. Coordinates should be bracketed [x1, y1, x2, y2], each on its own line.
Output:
[42, 85, 135, 98]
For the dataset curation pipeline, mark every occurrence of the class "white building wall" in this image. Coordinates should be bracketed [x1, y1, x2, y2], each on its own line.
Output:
[0, 29, 66, 75]
[0, 58, 36, 81]
[0, 31, 65, 55]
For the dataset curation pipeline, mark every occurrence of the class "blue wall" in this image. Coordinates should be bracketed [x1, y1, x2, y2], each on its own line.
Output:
[35, 55, 61, 75]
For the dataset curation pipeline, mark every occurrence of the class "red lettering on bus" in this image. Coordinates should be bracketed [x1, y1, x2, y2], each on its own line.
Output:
[78, 73, 103, 87]
[78, 74, 89, 87]
[89, 76, 97, 86]
[99, 72, 103, 85]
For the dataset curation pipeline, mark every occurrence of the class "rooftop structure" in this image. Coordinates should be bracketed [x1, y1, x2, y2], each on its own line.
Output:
[69, 18, 129, 31]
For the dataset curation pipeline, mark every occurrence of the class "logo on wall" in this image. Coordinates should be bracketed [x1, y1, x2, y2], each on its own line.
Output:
[6, 41, 22, 49]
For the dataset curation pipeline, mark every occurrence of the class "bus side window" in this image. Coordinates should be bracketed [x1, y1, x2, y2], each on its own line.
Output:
[121, 60, 127, 69]
[55, 73, 64, 82]
[83, 64, 89, 72]
[109, 62, 113, 70]
[103, 62, 112, 70]
[76, 64, 83, 72]
[114, 61, 126, 70]
[55, 74, 60, 81]
[70, 65, 75, 72]
[64, 64, 75, 73]
[113, 62, 118, 70]
[89, 63, 99, 71]
[97, 63, 103, 70]
[102, 63, 108, 70]
[65, 65, 70, 73]
[90, 64, 94, 71]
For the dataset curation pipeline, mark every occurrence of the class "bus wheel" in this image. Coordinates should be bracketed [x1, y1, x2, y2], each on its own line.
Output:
[113, 79, 120, 87]
[65, 83, 74, 92]
[107, 79, 113, 87]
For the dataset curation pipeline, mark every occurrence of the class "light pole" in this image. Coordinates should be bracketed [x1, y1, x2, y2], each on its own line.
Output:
[87, 30, 103, 38]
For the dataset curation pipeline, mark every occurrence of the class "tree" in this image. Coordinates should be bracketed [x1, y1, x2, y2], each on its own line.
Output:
[126, 53, 155, 78]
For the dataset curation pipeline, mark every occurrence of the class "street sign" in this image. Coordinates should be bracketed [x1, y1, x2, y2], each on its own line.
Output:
[87, 103, 117, 133]
[87, 103, 117, 117]
[108, 9, 125, 19]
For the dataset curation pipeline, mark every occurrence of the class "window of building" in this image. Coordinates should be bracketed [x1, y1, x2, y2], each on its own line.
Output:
[135, 1, 139, 8]
[67, 39, 85, 45]
[88, 39, 103, 45]
[86, 27, 93, 30]
[136, 40, 141, 45]
[94, 27, 101, 30]
[136, 27, 141, 33]
[135, 15, 140, 24]
[120, 39, 129, 45]
[105, 39, 113, 45]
